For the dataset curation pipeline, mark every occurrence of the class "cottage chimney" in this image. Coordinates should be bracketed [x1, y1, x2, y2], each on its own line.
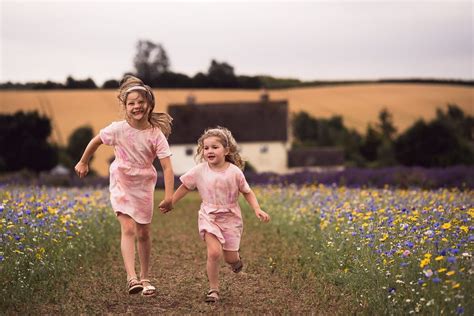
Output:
[186, 92, 196, 105]
[260, 88, 269, 103]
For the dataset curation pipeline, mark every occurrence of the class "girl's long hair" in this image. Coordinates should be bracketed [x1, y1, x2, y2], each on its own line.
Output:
[117, 75, 172, 137]
[195, 126, 245, 170]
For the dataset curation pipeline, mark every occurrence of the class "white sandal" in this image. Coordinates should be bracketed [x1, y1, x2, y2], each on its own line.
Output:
[140, 279, 157, 297]
[205, 289, 219, 303]
[127, 277, 143, 295]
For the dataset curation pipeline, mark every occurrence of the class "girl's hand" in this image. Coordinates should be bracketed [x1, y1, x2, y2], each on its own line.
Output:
[159, 198, 173, 213]
[255, 208, 271, 222]
[74, 161, 89, 178]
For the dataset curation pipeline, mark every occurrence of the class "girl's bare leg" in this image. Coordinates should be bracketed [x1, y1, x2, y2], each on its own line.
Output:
[117, 213, 137, 280]
[204, 233, 223, 292]
[136, 223, 152, 281]
[223, 250, 240, 264]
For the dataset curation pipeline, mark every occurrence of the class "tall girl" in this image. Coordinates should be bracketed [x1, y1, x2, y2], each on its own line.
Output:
[75, 75, 174, 296]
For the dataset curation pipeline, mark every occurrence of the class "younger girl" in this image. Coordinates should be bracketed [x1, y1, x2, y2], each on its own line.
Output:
[75, 75, 174, 297]
[166, 126, 270, 303]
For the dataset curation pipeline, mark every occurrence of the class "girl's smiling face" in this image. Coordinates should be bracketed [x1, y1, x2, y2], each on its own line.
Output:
[203, 136, 229, 168]
[125, 91, 149, 124]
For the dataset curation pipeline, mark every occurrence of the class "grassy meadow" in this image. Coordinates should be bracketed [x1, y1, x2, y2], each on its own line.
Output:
[1, 84, 473, 176]
[1, 185, 472, 314]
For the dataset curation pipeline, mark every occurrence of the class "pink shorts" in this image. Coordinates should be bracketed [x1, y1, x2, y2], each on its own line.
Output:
[198, 208, 243, 251]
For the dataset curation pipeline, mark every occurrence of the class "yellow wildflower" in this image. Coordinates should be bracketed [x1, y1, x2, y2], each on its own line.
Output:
[420, 258, 430, 268]
[441, 222, 451, 230]
[468, 208, 474, 217]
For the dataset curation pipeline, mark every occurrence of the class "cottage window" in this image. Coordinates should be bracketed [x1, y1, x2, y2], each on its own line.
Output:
[185, 148, 193, 156]
[260, 145, 268, 154]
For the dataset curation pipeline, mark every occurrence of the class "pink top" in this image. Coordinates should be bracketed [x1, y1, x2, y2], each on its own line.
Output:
[180, 162, 251, 210]
[99, 120, 171, 224]
[100, 120, 172, 165]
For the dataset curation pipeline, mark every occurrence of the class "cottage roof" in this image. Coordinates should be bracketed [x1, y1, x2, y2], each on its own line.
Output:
[288, 147, 344, 167]
[167, 100, 288, 144]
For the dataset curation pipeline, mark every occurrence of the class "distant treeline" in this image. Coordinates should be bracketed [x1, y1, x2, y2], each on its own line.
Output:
[1, 39, 473, 90]
[1, 75, 472, 91]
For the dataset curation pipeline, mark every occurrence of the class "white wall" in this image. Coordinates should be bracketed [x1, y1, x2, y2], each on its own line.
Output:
[239, 142, 289, 173]
[170, 141, 289, 175]
[170, 144, 199, 175]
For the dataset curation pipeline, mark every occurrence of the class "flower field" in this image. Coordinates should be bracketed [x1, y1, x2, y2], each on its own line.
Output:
[1, 184, 472, 313]
[0, 186, 117, 310]
[257, 185, 473, 315]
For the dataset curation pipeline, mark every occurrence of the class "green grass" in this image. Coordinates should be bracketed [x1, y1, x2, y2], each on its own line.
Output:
[2, 188, 353, 314]
[0, 186, 118, 312]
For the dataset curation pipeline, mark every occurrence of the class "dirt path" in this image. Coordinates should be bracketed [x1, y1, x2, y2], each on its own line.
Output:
[35, 192, 351, 314]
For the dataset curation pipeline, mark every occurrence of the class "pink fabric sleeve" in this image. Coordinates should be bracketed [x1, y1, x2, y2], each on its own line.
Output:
[237, 169, 251, 194]
[179, 165, 198, 190]
[99, 122, 119, 146]
[155, 131, 172, 159]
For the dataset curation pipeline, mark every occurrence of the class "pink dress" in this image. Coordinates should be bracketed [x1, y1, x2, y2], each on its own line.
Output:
[99, 120, 172, 224]
[180, 162, 251, 251]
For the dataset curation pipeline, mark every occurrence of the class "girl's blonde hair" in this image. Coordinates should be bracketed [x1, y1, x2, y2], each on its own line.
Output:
[195, 126, 245, 170]
[117, 75, 172, 137]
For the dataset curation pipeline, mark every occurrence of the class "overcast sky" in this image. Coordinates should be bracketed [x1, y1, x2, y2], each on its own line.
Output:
[1, 0, 472, 85]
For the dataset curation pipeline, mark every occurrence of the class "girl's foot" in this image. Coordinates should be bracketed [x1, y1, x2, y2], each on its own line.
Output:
[127, 277, 143, 295]
[230, 258, 243, 273]
[205, 289, 219, 303]
[141, 279, 157, 297]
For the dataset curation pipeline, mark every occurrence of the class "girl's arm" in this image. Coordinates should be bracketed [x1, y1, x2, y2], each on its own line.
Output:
[243, 189, 271, 222]
[172, 184, 190, 206]
[74, 135, 103, 178]
[160, 184, 189, 213]
[158, 156, 174, 212]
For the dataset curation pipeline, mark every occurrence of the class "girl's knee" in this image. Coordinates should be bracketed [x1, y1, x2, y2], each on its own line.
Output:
[207, 248, 222, 262]
[121, 223, 136, 237]
[137, 229, 150, 242]
[223, 251, 239, 264]
[135, 223, 150, 240]
[118, 214, 136, 237]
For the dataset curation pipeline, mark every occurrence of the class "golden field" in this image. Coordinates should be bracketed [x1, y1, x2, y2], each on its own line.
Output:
[1, 84, 472, 176]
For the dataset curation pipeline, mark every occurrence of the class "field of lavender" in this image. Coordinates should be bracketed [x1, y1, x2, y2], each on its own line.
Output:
[0, 186, 117, 310]
[256, 185, 473, 314]
[2, 165, 473, 190]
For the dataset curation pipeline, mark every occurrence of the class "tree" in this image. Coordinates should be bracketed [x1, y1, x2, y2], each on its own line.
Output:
[360, 124, 382, 162]
[292, 111, 318, 146]
[0, 111, 58, 172]
[375, 108, 397, 165]
[192, 72, 210, 88]
[65, 76, 97, 89]
[377, 108, 397, 141]
[292, 111, 365, 165]
[67, 126, 94, 168]
[133, 40, 170, 84]
[435, 104, 474, 140]
[395, 119, 473, 167]
[207, 59, 238, 87]
[102, 79, 120, 89]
